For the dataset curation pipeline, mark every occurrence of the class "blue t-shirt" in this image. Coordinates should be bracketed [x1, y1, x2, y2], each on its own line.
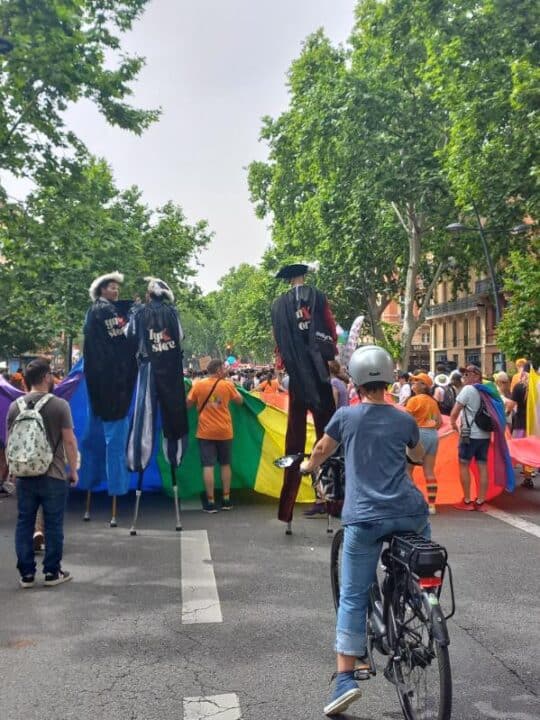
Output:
[325, 403, 427, 525]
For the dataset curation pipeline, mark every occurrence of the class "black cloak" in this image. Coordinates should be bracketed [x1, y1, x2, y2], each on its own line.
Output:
[83, 298, 138, 421]
[271, 285, 336, 410]
[132, 298, 189, 442]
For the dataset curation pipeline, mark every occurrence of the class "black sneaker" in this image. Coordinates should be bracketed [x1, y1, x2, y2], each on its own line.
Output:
[203, 501, 218, 514]
[221, 498, 233, 511]
[19, 575, 35, 589]
[44, 570, 72, 586]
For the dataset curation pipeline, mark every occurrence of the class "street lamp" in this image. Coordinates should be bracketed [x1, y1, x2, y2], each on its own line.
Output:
[445, 203, 530, 371]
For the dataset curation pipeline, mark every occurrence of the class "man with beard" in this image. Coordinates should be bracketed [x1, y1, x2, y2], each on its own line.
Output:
[7, 358, 79, 587]
[127, 277, 189, 477]
[80, 272, 137, 505]
[271, 263, 337, 530]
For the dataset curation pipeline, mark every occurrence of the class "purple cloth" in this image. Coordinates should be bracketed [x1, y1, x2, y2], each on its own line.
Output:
[0, 361, 84, 444]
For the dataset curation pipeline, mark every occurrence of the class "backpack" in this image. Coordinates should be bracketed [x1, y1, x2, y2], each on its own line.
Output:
[435, 384, 456, 415]
[474, 395, 495, 432]
[463, 389, 495, 433]
[6, 394, 54, 477]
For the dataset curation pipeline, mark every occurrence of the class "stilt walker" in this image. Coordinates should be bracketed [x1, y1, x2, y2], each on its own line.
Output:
[80, 272, 138, 526]
[271, 263, 337, 534]
[126, 278, 189, 536]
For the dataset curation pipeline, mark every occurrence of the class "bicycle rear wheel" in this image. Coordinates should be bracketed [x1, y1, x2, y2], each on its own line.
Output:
[390, 595, 452, 720]
[330, 527, 343, 612]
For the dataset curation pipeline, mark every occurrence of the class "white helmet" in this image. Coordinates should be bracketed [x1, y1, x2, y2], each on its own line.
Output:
[348, 345, 394, 386]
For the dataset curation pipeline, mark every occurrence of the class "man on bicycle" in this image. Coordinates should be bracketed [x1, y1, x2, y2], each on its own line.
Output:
[300, 345, 429, 716]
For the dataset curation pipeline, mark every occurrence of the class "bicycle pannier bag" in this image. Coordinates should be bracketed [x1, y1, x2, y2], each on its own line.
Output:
[391, 533, 447, 577]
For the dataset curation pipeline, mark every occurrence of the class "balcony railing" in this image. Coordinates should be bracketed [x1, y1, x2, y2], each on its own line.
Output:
[475, 279, 502, 296]
[425, 297, 479, 318]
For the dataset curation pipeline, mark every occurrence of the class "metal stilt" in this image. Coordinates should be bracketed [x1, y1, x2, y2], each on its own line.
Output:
[129, 472, 144, 536]
[110, 496, 118, 527]
[171, 466, 182, 531]
[83, 491, 91, 521]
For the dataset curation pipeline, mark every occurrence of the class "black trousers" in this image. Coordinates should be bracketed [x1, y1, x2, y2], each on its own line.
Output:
[278, 381, 335, 522]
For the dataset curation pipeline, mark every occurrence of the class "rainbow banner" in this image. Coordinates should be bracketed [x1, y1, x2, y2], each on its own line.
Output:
[526, 368, 540, 437]
[158, 388, 316, 501]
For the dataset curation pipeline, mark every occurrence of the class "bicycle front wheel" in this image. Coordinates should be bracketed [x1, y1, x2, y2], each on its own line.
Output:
[330, 527, 343, 612]
[390, 596, 452, 720]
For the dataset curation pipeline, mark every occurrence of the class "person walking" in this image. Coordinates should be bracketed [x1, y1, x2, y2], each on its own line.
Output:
[406, 373, 442, 514]
[450, 364, 491, 511]
[187, 359, 243, 512]
[7, 358, 79, 587]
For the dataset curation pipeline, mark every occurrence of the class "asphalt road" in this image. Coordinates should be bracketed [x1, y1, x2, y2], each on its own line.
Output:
[1, 483, 539, 720]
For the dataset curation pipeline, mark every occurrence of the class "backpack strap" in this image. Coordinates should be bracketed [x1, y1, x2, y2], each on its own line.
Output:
[15, 396, 27, 412]
[33, 393, 53, 412]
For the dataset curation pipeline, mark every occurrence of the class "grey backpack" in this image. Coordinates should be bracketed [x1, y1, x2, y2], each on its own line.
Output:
[6, 394, 54, 477]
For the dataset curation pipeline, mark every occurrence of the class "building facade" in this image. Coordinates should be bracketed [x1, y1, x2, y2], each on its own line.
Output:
[425, 271, 505, 374]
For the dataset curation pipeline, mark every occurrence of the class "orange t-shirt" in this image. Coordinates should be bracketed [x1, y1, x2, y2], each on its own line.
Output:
[405, 394, 441, 429]
[259, 378, 279, 394]
[188, 377, 240, 440]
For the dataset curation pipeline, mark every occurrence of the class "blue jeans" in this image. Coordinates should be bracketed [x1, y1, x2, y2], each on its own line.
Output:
[15, 476, 68, 577]
[336, 515, 431, 656]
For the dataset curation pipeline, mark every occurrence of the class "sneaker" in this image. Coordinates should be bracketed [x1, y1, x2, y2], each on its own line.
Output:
[19, 575, 35, 589]
[33, 531, 45, 552]
[203, 501, 218, 514]
[324, 671, 362, 716]
[303, 503, 326, 518]
[44, 570, 72, 586]
[221, 498, 233, 511]
[474, 500, 487, 512]
[453, 499, 476, 511]
[0, 480, 15, 495]
[428, 504, 437, 515]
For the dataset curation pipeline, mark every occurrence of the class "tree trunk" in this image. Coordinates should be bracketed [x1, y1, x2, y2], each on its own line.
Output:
[391, 202, 443, 370]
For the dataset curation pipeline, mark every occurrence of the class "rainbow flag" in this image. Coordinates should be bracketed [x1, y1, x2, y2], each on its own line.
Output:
[158, 387, 316, 501]
[526, 368, 540, 437]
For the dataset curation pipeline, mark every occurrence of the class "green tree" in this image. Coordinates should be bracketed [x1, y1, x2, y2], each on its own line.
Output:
[0, 155, 211, 357]
[423, 0, 540, 228]
[249, 19, 459, 366]
[211, 264, 277, 363]
[248, 32, 403, 342]
[0, 0, 158, 188]
[497, 236, 540, 367]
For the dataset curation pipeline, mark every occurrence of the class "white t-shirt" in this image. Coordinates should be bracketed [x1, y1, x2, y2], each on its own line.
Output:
[398, 383, 412, 405]
[456, 385, 491, 439]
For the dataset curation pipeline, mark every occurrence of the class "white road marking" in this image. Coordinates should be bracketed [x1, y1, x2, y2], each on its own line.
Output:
[183, 693, 241, 720]
[181, 529, 223, 624]
[484, 505, 540, 539]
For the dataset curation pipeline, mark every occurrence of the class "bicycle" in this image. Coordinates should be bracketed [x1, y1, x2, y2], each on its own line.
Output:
[331, 526, 455, 720]
[274, 452, 344, 535]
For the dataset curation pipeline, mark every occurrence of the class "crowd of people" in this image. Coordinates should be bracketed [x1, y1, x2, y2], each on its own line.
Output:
[0, 261, 537, 717]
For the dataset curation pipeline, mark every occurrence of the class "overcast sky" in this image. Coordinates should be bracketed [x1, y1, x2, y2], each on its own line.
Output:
[15, 1, 357, 291]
